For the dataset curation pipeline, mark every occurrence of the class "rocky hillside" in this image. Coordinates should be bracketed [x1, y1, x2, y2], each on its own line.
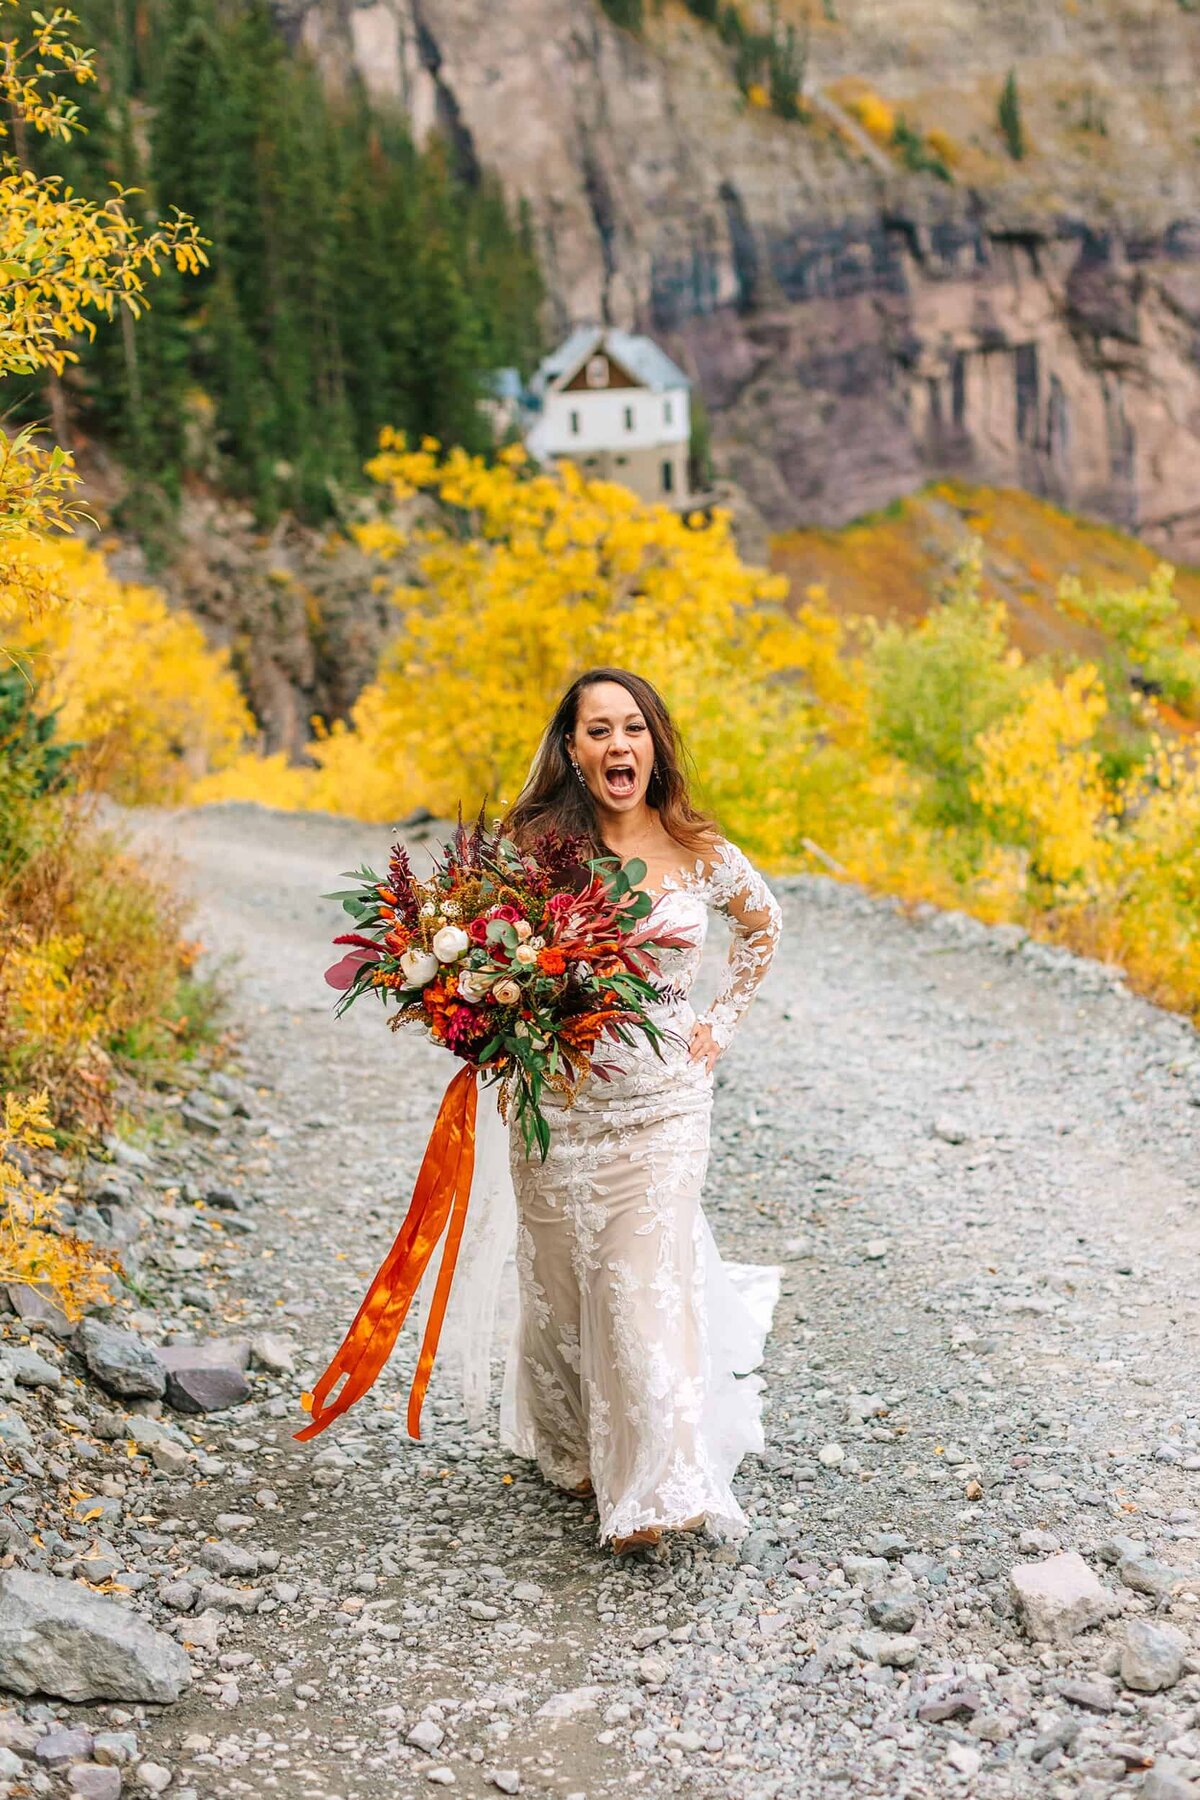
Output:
[286, 0, 1200, 556]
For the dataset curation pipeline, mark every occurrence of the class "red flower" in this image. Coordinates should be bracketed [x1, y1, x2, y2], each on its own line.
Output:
[537, 947, 567, 975]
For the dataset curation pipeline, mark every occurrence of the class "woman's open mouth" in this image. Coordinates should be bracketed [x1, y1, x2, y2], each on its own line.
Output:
[603, 764, 638, 797]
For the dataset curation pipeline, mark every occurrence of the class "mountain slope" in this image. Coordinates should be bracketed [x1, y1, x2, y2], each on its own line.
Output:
[291, 0, 1200, 554]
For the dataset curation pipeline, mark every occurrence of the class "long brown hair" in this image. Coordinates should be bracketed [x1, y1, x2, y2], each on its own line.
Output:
[505, 668, 716, 857]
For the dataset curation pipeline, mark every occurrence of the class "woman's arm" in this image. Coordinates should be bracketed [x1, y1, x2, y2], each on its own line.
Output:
[689, 840, 782, 1070]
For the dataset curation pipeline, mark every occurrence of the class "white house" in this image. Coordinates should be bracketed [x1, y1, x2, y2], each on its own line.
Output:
[523, 326, 692, 506]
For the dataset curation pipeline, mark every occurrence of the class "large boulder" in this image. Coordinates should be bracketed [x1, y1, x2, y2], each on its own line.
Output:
[1009, 1552, 1113, 1644]
[77, 1321, 166, 1401]
[0, 1570, 191, 1703]
[156, 1339, 251, 1414]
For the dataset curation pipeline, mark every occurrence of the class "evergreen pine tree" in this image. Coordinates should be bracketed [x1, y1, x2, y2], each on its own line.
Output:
[998, 69, 1025, 160]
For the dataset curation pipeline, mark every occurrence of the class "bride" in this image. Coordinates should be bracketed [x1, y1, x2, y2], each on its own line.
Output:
[499, 667, 783, 1554]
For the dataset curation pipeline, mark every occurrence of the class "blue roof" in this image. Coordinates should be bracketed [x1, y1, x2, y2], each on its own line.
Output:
[534, 327, 690, 396]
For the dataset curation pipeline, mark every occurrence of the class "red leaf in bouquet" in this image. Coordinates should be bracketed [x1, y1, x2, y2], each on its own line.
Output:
[325, 944, 382, 989]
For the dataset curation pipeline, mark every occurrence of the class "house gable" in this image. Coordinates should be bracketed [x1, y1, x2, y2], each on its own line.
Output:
[561, 348, 643, 394]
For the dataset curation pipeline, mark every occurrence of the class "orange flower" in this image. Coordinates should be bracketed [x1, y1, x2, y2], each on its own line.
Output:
[536, 947, 567, 976]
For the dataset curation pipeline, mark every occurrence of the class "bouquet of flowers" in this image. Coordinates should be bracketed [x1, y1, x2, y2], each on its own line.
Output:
[323, 812, 690, 1157]
[298, 813, 691, 1444]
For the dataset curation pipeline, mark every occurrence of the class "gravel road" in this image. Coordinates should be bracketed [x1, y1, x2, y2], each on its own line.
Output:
[109, 803, 1200, 1800]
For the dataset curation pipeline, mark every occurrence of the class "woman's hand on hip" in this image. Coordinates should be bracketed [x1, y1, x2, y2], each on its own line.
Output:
[688, 1020, 721, 1074]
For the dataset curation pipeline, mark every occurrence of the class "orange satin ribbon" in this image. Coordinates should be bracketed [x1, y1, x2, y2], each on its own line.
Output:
[294, 1064, 478, 1443]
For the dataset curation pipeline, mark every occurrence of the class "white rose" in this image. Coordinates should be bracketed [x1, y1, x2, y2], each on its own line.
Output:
[528, 936, 545, 951]
[513, 943, 537, 966]
[399, 948, 439, 987]
[432, 925, 470, 963]
[493, 978, 521, 1005]
[457, 969, 495, 1003]
[514, 920, 533, 941]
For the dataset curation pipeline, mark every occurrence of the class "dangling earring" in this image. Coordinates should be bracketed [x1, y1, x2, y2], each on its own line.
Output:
[571, 759, 586, 787]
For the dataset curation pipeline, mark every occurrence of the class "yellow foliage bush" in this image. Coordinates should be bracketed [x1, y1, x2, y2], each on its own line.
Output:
[849, 90, 895, 144]
[973, 666, 1111, 892]
[0, 1090, 122, 1318]
[2, 534, 253, 800]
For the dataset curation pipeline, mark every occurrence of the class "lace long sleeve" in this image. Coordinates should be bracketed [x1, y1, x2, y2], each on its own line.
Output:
[698, 840, 783, 1052]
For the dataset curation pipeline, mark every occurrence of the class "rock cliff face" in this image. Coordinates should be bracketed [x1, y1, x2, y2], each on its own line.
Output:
[284, 0, 1200, 557]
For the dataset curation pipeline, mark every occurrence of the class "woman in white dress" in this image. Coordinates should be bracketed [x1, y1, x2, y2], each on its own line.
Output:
[502, 668, 782, 1554]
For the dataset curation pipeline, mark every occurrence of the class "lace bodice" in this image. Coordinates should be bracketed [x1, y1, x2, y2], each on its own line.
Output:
[646, 837, 783, 1051]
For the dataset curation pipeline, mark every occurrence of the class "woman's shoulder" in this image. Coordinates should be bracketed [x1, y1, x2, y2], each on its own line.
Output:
[691, 836, 781, 917]
[688, 834, 756, 890]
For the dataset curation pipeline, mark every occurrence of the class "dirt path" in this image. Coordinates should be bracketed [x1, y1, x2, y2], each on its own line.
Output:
[122, 802, 1200, 1800]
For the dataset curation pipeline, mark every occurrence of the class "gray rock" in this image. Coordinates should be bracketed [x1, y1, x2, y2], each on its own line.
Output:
[135, 1764, 172, 1793]
[868, 1533, 910, 1560]
[842, 1554, 890, 1588]
[490, 1774, 521, 1796]
[851, 1629, 919, 1667]
[198, 1582, 262, 1614]
[69, 1767, 123, 1799]
[157, 1582, 197, 1613]
[0, 1413, 34, 1451]
[78, 1322, 166, 1402]
[407, 1719, 444, 1753]
[149, 1439, 189, 1475]
[6, 1284, 74, 1338]
[106, 1138, 151, 1171]
[1141, 1760, 1200, 1800]
[1009, 1552, 1113, 1643]
[867, 1591, 919, 1633]
[0, 1344, 61, 1388]
[35, 1727, 94, 1766]
[197, 1542, 259, 1578]
[917, 1687, 982, 1723]
[0, 1569, 192, 1702]
[1053, 1675, 1116, 1712]
[1119, 1619, 1186, 1693]
[535, 1686, 605, 1720]
[174, 1610, 221, 1653]
[1119, 1554, 1189, 1598]
[1096, 1534, 1147, 1565]
[249, 1333, 295, 1376]
[92, 1732, 137, 1766]
[180, 1105, 222, 1138]
[155, 1341, 251, 1414]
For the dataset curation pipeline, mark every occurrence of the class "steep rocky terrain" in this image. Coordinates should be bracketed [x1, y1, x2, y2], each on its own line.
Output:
[286, 0, 1200, 554]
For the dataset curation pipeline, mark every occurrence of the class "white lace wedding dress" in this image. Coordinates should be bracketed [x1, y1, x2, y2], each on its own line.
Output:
[502, 838, 783, 1543]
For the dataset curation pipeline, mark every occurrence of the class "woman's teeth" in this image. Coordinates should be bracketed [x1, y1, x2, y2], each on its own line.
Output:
[605, 766, 636, 795]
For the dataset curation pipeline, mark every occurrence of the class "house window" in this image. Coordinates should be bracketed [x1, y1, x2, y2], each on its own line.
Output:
[661, 459, 674, 495]
[623, 405, 635, 431]
[586, 354, 609, 388]
[616, 454, 628, 465]
[569, 409, 581, 436]
[664, 398, 674, 426]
